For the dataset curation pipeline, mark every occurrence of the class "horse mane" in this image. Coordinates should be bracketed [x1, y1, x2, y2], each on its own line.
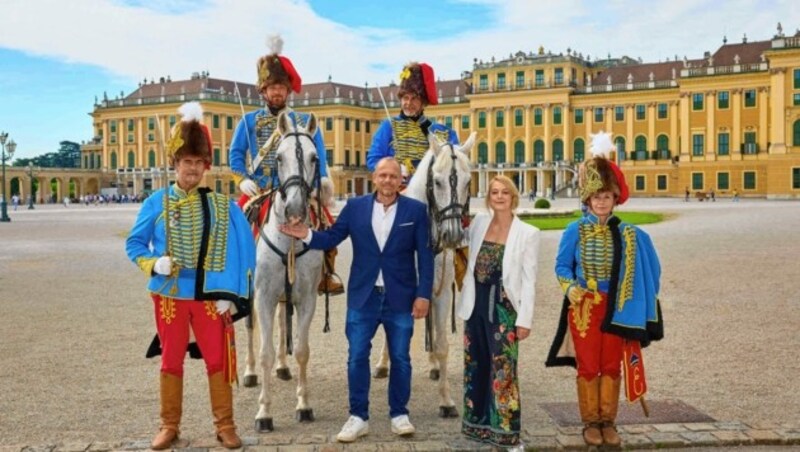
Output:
[404, 145, 471, 205]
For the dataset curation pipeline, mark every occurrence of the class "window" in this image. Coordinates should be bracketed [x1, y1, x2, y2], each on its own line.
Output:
[227, 116, 233, 130]
[615, 137, 626, 160]
[478, 111, 486, 128]
[718, 133, 730, 155]
[147, 133, 154, 142]
[692, 93, 704, 111]
[657, 174, 667, 191]
[96, 155, 102, 169]
[615, 106, 624, 122]
[793, 168, 800, 189]
[717, 172, 730, 190]
[444, 116, 453, 128]
[514, 140, 524, 163]
[83, 155, 89, 169]
[478, 143, 488, 163]
[496, 110, 504, 127]
[692, 172, 704, 190]
[110, 152, 118, 170]
[148, 117, 155, 131]
[325, 117, 333, 131]
[692, 134, 704, 156]
[127, 151, 135, 168]
[127, 119, 134, 132]
[743, 171, 756, 189]
[366, 121, 371, 134]
[462, 115, 470, 129]
[326, 149, 333, 167]
[213, 148, 221, 166]
[497, 73, 506, 90]
[574, 108, 584, 124]
[344, 149, 350, 166]
[553, 139, 564, 161]
[169, 115, 176, 128]
[534, 140, 544, 163]
[479, 74, 488, 90]
[594, 107, 604, 123]
[535, 69, 544, 86]
[495, 142, 506, 163]
[635, 136, 647, 151]
[215, 180, 222, 193]
[345, 118, 350, 131]
[636, 104, 645, 120]
[555, 68, 564, 85]
[744, 89, 756, 108]
[213, 114, 220, 129]
[534, 108, 542, 125]
[553, 106, 562, 125]
[573, 138, 585, 162]
[658, 103, 668, 119]
[743, 132, 757, 154]
[355, 119, 360, 132]
[127, 133, 134, 143]
[229, 181, 236, 194]
[718, 91, 730, 109]
[110, 135, 117, 144]
[110, 120, 117, 133]
[794, 120, 800, 146]
[515, 71, 525, 88]
[795, 69, 800, 89]
[148, 150, 156, 168]
[794, 93, 800, 106]
[514, 108, 523, 127]
[355, 151, 361, 167]
[635, 175, 645, 191]
[657, 135, 669, 151]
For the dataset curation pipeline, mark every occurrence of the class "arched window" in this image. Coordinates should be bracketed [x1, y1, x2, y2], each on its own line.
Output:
[514, 140, 525, 163]
[615, 137, 626, 161]
[635, 136, 647, 152]
[794, 120, 800, 146]
[553, 138, 564, 161]
[148, 150, 156, 168]
[534, 140, 544, 163]
[657, 134, 669, 150]
[127, 151, 136, 168]
[110, 152, 118, 170]
[574, 138, 585, 162]
[478, 142, 488, 164]
[495, 141, 506, 163]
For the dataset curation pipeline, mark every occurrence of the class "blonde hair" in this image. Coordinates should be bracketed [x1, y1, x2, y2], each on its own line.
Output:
[485, 175, 520, 212]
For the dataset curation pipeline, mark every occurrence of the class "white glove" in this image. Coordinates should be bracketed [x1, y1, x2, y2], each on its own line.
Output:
[215, 300, 232, 315]
[239, 179, 260, 197]
[153, 256, 173, 275]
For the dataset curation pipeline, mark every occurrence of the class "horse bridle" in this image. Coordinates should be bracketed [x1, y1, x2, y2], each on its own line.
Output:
[277, 131, 319, 203]
[426, 142, 470, 253]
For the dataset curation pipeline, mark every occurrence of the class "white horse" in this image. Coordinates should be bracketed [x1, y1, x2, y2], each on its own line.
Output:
[243, 111, 324, 432]
[373, 132, 477, 418]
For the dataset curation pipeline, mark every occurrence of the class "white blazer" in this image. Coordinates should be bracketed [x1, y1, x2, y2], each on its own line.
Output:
[457, 212, 540, 329]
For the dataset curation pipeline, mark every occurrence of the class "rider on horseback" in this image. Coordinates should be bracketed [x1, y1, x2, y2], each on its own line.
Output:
[229, 35, 343, 295]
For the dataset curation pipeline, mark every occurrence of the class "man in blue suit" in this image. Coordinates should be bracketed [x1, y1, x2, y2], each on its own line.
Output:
[280, 157, 433, 443]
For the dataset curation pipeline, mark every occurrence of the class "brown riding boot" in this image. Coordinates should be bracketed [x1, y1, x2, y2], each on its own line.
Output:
[576, 376, 603, 446]
[209, 372, 242, 449]
[318, 247, 344, 295]
[600, 375, 623, 446]
[151, 372, 183, 450]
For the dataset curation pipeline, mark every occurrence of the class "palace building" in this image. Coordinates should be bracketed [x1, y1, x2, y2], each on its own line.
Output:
[81, 27, 800, 200]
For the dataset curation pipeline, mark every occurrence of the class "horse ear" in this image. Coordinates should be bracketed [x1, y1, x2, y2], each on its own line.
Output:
[428, 132, 442, 157]
[277, 111, 293, 135]
[305, 113, 318, 136]
[460, 131, 478, 154]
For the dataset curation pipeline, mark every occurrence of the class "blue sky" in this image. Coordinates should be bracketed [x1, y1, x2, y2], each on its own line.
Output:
[1, 0, 798, 161]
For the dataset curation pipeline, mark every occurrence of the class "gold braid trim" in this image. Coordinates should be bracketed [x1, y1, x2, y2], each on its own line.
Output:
[579, 161, 604, 202]
[391, 118, 428, 162]
[571, 288, 601, 338]
[204, 301, 218, 320]
[618, 226, 637, 312]
[159, 296, 177, 325]
[136, 256, 157, 276]
[558, 276, 575, 294]
[203, 193, 229, 272]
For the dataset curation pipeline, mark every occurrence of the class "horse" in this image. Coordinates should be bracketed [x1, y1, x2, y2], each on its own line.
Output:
[372, 131, 477, 418]
[242, 111, 325, 432]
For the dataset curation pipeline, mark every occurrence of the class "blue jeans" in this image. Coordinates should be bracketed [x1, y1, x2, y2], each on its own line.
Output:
[345, 287, 414, 420]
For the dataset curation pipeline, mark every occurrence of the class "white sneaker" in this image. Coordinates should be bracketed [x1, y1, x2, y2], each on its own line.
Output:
[390, 414, 415, 436]
[336, 415, 368, 443]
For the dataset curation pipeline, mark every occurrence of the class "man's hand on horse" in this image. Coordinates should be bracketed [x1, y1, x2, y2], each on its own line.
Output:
[278, 222, 310, 240]
[239, 179, 260, 197]
[411, 297, 430, 319]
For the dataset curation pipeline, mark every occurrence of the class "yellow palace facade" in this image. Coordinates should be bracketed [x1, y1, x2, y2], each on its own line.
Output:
[82, 29, 800, 199]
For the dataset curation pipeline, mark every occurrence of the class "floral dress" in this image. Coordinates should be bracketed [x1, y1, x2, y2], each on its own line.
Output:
[462, 241, 521, 447]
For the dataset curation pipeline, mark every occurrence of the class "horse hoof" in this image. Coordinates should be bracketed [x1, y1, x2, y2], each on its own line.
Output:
[439, 406, 459, 418]
[296, 409, 315, 422]
[255, 417, 274, 432]
[243, 375, 258, 387]
[429, 369, 440, 381]
[275, 368, 292, 381]
[372, 367, 388, 379]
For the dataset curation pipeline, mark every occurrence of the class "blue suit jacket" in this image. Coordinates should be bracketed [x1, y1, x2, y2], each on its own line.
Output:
[309, 194, 434, 313]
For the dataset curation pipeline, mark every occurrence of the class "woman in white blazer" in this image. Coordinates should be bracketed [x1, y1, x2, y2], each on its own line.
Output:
[458, 175, 540, 450]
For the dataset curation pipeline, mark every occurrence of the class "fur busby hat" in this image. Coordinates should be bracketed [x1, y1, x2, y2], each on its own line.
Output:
[578, 131, 629, 205]
[398, 62, 438, 106]
[257, 35, 301, 93]
[167, 102, 213, 167]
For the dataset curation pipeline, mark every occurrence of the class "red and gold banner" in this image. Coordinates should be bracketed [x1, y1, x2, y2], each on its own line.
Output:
[623, 339, 647, 402]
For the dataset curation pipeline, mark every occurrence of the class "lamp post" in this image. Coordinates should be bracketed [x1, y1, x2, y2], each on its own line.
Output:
[27, 163, 35, 210]
[1, 132, 17, 222]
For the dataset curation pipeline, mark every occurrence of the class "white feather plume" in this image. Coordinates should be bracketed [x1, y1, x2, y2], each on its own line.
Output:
[589, 131, 615, 157]
[267, 34, 284, 55]
[178, 101, 203, 123]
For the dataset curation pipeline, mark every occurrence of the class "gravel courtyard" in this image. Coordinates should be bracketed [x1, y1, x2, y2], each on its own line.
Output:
[0, 197, 798, 447]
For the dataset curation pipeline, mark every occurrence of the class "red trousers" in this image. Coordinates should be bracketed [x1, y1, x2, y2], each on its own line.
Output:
[152, 295, 225, 377]
[568, 291, 623, 379]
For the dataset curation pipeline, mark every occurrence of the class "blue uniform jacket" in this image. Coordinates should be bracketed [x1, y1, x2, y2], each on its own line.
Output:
[366, 116, 459, 172]
[308, 194, 434, 313]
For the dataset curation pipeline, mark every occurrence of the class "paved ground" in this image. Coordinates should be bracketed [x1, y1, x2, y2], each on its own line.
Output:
[0, 196, 798, 450]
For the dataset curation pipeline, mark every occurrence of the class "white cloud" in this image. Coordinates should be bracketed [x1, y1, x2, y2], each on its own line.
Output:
[2, 0, 798, 90]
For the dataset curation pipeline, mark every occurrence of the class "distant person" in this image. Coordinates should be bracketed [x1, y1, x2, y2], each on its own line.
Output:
[732, 188, 739, 202]
[710, 188, 715, 202]
[11, 194, 19, 211]
[684, 186, 690, 202]
[63, 196, 70, 207]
